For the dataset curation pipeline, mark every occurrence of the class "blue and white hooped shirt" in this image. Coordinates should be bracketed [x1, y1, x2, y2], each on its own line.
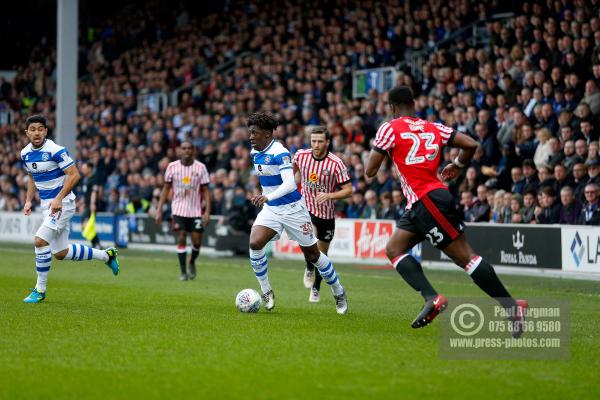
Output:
[21, 139, 76, 207]
[251, 140, 304, 215]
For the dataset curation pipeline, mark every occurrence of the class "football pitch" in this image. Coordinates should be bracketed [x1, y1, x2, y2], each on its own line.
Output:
[1, 244, 599, 400]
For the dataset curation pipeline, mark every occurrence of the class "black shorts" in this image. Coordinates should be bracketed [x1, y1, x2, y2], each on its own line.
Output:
[396, 189, 464, 249]
[172, 215, 204, 233]
[309, 213, 335, 243]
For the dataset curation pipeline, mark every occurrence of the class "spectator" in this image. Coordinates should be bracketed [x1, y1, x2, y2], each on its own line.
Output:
[533, 128, 553, 169]
[582, 80, 600, 116]
[510, 166, 526, 194]
[510, 194, 525, 223]
[475, 122, 501, 167]
[536, 187, 561, 224]
[558, 186, 582, 225]
[521, 190, 537, 224]
[472, 184, 491, 222]
[461, 191, 478, 222]
[562, 140, 582, 172]
[500, 191, 513, 223]
[346, 191, 366, 219]
[362, 190, 379, 219]
[573, 162, 589, 202]
[391, 189, 406, 220]
[522, 159, 540, 193]
[578, 183, 600, 225]
[378, 192, 395, 220]
[580, 119, 599, 144]
[554, 163, 574, 192]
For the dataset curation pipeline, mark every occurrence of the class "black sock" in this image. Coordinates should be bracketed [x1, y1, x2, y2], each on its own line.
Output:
[177, 251, 187, 274]
[393, 255, 437, 300]
[190, 247, 200, 265]
[314, 272, 323, 290]
[306, 260, 314, 272]
[468, 257, 516, 309]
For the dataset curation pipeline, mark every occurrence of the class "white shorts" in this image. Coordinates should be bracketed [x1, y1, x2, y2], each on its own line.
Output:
[35, 201, 76, 254]
[254, 205, 317, 248]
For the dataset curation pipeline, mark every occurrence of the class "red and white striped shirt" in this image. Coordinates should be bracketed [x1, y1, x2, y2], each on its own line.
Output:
[164, 160, 210, 217]
[373, 117, 454, 209]
[293, 149, 351, 219]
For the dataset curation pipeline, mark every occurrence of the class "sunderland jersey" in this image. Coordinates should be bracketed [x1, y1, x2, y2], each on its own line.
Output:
[21, 139, 76, 207]
[252, 140, 303, 215]
[373, 116, 455, 209]
[293, 149, 351, 219]
[164, 160, 210, 217]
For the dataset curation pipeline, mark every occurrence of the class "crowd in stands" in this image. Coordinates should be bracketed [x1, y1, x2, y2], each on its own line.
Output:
[2, 0, 600, 226]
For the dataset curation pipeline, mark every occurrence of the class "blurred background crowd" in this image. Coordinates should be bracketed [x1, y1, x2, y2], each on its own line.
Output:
[2, 0, 600, 227]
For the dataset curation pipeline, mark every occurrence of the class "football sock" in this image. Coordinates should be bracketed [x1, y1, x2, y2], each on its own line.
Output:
[391, 254, 438, 301]
[250, 248, 272, 293]
[312, 253, 344, 296]
[305, 260, 315, 272]
[177, 246, 187, 274]
[190, 246, 200, 265]
[465, 256, 516, 309]
[66, 243, 109, 262]
[35, 246, 52, 293]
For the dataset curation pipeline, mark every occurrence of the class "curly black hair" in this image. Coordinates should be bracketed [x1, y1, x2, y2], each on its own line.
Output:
[246, 111, 278, 132]
[25, 114, 47, 129]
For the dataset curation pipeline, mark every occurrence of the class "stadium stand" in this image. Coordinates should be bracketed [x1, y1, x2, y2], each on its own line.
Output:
[2, 0, 600, 226]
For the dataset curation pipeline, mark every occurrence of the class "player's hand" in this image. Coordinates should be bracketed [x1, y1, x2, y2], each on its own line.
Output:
[23, 201, 32, 216]
[202, 212, 210, 227]
[49, 198, 62, 216]
[251, 194, 269, 207]
[316, 192, 331, 204]
[155, 213, 163, 225]
[441, 163, 461, 181]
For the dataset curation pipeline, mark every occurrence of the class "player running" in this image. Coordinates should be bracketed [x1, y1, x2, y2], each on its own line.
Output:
[365, 87, 527, 337]
[246, 112, 348, 314]
[156, 141, 210, 281]
[21, 115, 119, 303]
[293, 126, 352, 302]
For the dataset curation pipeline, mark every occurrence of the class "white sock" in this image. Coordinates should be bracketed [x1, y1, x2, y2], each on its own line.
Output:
[35, 246, 52, 293]
[249, 248, 272, 293]
[313, 252, 344, 296]
[66, 243, 109, 262]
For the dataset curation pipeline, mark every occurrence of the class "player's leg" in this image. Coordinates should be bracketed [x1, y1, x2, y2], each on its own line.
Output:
[308, 240, 329, 302]
[442, 235, 527, 337]
[303, 214, 318, 288]
[23, 233, 53, 303]
[172, 216, 189, 280]
[52, 208, 118, 274]
[308, 216, 334, 302]
[188, 224, 203, 280]
[249, 207, 280, 310]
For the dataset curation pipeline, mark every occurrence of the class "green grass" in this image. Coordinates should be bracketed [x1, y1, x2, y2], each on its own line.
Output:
[1, 243, 599, 400]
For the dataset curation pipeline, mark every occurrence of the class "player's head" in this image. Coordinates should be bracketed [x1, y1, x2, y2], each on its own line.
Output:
[25, 114, 48, 147]
[180, 140, 195, 163]
[387, 86, 415, 116]
[308, 125, 330, 158]
[247, 111, 278, 151]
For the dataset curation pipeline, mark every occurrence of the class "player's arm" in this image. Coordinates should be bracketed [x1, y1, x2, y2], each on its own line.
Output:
[155, 181, 172, 224]
[201, 184, 210, 226]
[366, 122, 395, 179]
[441, 131, 480, 181]
[316, 182, 352, 204]
[292, 159, 301, 185]
[49, 164, 80, 214]
[365, 149, 387, 178]
[251, 168, 296, 206]
[23, 173, 37, 216]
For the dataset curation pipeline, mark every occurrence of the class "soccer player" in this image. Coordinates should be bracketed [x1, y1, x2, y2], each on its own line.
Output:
[246, 112, 348, 314]
[21, 115, 119, 303]
[156, 141, 210, 281]
[365, 87, 527, 337]
[293, 126, 352, 302]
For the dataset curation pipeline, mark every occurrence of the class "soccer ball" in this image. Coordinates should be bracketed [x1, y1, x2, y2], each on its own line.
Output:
[235, 288, 262, 313]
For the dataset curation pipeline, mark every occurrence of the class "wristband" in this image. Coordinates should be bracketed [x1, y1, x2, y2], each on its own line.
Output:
[453, 156, 465, 168]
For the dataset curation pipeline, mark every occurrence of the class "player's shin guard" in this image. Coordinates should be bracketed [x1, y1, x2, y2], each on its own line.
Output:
[465, 255, 516, 309]
[250, 248, 272, 293]
[190, 246, 200, 264]
[35, 246, 52, 293]
[66, 243, 109, 262]
[391, 254, 438, 300]
[312, 253, 344, 296]
[176, 246, 187, 274]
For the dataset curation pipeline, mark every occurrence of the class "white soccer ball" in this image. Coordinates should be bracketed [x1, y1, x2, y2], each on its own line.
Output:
[235, 288, 262, 313]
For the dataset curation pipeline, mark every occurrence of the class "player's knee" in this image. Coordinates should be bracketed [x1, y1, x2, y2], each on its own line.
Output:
[249, 239, 263, 251]
[192, 241, 201, 249]
[303, 246, 321, 263]
[34, 236, 48, 248]
[385, 242, 402, 261]
[54, 250, 67, 260]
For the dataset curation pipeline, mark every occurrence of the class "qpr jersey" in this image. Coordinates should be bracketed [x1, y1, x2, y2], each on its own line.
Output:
[252, 140, 304, 215]
[21, 139, 76, 207]
[373, 116, 455, 209]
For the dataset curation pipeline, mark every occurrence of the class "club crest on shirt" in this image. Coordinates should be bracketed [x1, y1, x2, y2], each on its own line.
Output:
[282, 156, 290, 164]
[265, 155, 272, 164]
[309, 172, 318, 182]
[322, 169, 330, 176]
[42, 153, 49, 161]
